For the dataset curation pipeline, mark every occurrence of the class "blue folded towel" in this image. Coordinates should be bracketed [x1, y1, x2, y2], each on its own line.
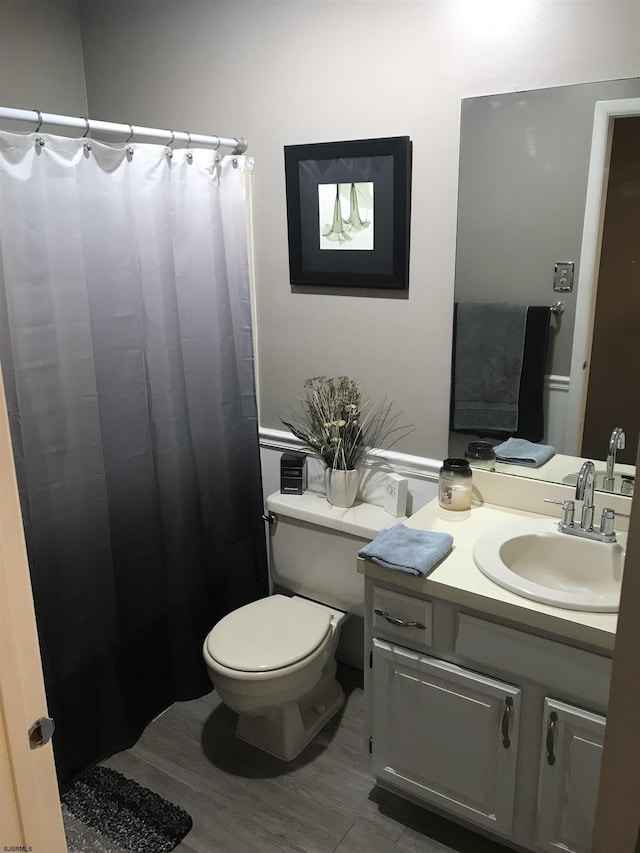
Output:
[358, 523, 454, 576]
[494, 437, 555, 468]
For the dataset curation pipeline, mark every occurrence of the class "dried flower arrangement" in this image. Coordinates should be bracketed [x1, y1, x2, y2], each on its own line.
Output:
[281, 375, 412, 471]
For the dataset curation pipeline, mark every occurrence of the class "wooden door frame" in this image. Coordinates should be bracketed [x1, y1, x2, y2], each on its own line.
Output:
[0, 370, 67, 851]
[592, 441, 640, 851]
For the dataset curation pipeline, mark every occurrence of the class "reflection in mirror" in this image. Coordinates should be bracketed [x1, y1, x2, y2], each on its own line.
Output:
[450, 77, 640, 494]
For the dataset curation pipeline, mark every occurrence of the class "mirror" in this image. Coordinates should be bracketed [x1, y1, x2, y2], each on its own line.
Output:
[450, 77, 640, 493]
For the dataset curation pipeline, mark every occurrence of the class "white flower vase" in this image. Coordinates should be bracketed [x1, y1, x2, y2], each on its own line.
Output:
[325, 468, 359, 508]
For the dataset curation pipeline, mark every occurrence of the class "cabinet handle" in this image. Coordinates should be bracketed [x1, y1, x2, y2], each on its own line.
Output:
[374, 608, 426, 630]
[501, 696, 514, 748]
[546, 711, 558, 765]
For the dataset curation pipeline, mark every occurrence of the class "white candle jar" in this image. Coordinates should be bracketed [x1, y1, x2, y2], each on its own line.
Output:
[438, 458, 472, 511]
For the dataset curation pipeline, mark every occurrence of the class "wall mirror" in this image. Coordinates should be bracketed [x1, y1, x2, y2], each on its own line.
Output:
[450, 77, 640, 493]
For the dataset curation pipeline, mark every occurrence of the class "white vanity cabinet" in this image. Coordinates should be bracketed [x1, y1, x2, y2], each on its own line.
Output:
[364, 577, 612, 853]
[535, 699, 606, 853]
[371, 639, 521, 836]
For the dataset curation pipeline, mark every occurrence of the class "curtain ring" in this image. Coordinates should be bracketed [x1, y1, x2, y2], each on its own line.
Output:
[213, 136, 221, 151]
[80, 117, 91, 138]
[125, 123, 134, 144]
[186, 131, 192, 149]
[33, 109, 43, 133]
[166, 130, 175, 149]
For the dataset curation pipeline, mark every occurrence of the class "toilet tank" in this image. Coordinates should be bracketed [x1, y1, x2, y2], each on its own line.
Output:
[265, 491, 402, 616]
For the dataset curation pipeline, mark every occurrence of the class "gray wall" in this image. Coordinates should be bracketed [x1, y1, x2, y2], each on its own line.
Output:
[4, 0, 640, 463]
[0, 1, 87, 116]
[456, 77, 640, 377]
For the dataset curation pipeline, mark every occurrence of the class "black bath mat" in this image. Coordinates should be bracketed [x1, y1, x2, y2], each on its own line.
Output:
[61, 765, 192, 853]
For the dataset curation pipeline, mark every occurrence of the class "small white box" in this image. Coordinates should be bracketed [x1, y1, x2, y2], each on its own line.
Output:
[383, 473, 408, 517]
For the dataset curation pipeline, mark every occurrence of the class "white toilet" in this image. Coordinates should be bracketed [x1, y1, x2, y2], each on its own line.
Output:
[202, 490, 377, 761]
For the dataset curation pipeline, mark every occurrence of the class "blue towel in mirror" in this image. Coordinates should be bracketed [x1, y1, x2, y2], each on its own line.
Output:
[494, 437, 555, 468]
[358, 523, 454, 576]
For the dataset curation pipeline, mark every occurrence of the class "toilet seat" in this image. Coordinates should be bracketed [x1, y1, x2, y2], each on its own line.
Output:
[204, 594, 333, 674]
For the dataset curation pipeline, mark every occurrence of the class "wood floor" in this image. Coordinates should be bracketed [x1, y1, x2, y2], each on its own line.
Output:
[104, 664, 512, 853]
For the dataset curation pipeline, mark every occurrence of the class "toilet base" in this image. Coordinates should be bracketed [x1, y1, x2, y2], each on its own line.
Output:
[234, 669, 345, 761]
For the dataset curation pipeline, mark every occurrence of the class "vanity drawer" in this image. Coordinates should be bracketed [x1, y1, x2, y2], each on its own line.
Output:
[372, 587, 432, 648]
[455, 614, 612, 708]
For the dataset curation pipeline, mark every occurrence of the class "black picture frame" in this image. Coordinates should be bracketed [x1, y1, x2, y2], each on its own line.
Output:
[284, 136, 412, 290]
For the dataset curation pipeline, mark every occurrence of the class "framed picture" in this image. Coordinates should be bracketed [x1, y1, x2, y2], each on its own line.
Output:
[284, 136, 412, 290]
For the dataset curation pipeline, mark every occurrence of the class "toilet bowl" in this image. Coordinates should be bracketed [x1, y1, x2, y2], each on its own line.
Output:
[202, 490, 394, 760]
[203, 594, 347, 760]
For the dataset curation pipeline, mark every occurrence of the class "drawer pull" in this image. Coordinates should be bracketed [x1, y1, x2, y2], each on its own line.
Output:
[501, 696, 513, 748]
[374, 608, 426, 630]
[546, 711, 558, 765]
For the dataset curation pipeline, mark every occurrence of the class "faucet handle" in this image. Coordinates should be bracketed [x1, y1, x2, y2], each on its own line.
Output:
[544, 498, 575, 527]
[600, 507, 630, 538]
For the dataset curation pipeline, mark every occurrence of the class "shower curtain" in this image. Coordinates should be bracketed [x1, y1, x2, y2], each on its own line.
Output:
[0, 131, 268, 789]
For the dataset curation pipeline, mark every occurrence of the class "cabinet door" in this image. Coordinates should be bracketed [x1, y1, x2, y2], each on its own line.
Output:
[371, 638, 521, 836]
[535, 698, 606, 853]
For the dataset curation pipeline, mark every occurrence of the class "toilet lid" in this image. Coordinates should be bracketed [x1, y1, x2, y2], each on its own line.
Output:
[205, 595, 333, 673]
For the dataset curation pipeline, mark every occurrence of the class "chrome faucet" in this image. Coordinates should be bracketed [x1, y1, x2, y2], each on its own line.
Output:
[575, 460, 596, 531]
[545, 459, 628, 543]
[603, 427, 625, 491]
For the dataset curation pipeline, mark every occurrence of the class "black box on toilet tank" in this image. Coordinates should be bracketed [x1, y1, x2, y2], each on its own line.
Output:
[280, 452, 307, 495]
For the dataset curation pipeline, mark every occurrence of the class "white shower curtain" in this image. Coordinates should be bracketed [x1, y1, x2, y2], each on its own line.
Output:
[0, 131, 268, 788]
[0, 133, 257, 413]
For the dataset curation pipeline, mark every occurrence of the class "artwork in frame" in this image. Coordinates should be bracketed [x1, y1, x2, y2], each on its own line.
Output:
[284, 136, 412, 289]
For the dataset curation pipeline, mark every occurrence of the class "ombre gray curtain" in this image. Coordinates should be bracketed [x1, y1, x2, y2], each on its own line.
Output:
[0, 132, 268, 789]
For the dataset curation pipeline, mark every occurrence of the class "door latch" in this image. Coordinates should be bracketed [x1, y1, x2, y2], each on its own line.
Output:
[28, 716, 55, 749]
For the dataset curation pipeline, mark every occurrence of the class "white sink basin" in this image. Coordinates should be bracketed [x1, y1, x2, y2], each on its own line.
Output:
[473, 518, 625, 611]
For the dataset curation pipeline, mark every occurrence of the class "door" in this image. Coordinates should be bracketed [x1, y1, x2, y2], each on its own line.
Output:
[535, 697, 606, 853]
[581, 115, 640, 462]
[371, 639, 521, 836]
[0, 369, 67, 851]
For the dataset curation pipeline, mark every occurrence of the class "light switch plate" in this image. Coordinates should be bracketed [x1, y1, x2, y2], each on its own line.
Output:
[553, 261, 574, 292]
[384, 473, 408, 517]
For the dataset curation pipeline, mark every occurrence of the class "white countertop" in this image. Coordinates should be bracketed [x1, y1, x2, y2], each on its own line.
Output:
[358, 497, 618, 654]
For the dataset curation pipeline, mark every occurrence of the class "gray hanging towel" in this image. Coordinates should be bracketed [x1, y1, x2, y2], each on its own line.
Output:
[452, 302, 528, 433]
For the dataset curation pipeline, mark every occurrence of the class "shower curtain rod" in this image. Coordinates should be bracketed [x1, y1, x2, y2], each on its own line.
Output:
[0, 106, 247, 153]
